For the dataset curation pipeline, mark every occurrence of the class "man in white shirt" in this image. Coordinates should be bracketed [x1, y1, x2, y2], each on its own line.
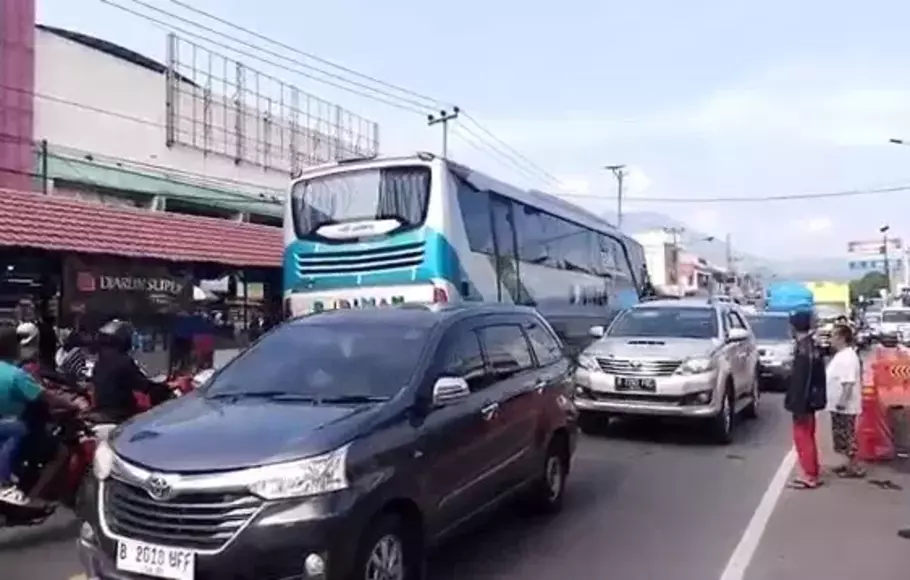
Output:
[825, 324, 864, 477]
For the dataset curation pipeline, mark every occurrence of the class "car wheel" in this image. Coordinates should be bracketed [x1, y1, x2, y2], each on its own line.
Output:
[353, 515, 419, 580]
[743, 369, 760, 420]
[709, 386, 735, 444]
[525, 436, 569, 514]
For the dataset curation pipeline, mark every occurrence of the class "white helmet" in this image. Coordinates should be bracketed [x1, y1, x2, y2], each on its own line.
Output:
[16, 322, 39, 347]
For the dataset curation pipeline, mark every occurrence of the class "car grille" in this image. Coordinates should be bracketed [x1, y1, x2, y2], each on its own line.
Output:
[103, 479, 263, 552]
[295, 241, 425, 276]
[597, 358, 682, 376]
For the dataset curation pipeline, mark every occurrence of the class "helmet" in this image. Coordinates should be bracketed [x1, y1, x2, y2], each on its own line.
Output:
[97, 319, 135, 352]
[16, 322, 39, 361]
[16, 322, 39, 347]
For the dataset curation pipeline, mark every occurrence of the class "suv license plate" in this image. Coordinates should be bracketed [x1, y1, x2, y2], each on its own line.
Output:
[116, 539, 195, 580]
[615, 377, 656, 391]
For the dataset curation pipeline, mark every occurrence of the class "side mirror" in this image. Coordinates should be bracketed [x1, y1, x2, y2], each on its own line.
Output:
[588, 325, 605, 338]
[431, 376, 470, 407]
[728, 328, 750, 342]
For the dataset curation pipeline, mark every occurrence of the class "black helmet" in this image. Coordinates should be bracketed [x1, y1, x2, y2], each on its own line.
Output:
[97, 319, 135, 352]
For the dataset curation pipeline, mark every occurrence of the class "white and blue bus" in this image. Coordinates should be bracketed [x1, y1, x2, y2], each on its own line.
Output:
[283, 152, 650, 339]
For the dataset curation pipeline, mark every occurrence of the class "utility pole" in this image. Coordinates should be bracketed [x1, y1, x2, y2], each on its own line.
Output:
[663, 226, 685, 293]
[881, 225, 892, 294]
[427, 107, 460, 158]
[604, 164, 627, 229]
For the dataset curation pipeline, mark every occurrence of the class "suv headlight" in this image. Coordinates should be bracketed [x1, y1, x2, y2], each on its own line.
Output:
[93, 439, 115, 481]
[577, 354, 601, 371]
[248, 445, 349, 500]
[675, 357, 716, 375]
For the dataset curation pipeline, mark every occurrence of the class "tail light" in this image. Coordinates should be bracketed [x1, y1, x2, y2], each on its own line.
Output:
[433, 287, 448, 303]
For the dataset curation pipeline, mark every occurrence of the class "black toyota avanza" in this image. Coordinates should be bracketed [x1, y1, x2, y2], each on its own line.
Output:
[77, 304, 578, 580]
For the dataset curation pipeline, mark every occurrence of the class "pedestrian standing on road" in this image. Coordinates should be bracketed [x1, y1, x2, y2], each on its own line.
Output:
[826, 324, 865, 478]
[786, 310, 828, 489]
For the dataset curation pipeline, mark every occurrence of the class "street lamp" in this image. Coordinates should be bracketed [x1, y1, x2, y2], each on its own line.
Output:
[890, 138, 908, 146]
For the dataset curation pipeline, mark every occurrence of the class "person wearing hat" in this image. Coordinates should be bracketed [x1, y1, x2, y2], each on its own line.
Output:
[785, 309, 828, 489]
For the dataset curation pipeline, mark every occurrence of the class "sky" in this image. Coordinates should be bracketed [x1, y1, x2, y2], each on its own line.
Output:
[37, 0, 910, 260]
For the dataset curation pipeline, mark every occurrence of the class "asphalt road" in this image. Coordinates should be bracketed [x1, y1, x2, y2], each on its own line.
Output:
[0, 393, 797, 580]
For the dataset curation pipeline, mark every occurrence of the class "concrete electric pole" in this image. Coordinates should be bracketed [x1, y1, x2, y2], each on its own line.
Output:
[427, 107, 460, 158]
[604, 164, 627, 229]
[663, 226, 685, 291]
[881, 225, 892, 293]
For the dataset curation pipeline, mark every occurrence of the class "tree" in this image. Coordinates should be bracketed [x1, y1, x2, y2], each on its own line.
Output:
[850, 271, 889, 302]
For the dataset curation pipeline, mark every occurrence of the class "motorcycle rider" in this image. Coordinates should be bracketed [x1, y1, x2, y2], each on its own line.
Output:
[0, 325, 82, 506]
[90, 319, 173, 423]
[17, 322, 78, 389]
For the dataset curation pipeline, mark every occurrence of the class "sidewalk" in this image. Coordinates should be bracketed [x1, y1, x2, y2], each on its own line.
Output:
[745, 414, 910, 580]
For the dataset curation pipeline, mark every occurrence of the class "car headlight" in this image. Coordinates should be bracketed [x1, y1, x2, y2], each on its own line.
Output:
[248, 445, 349, 500]
[577, 354, 601, 371]
[93, 439, 115, 481]
[675, 357, 715, 375]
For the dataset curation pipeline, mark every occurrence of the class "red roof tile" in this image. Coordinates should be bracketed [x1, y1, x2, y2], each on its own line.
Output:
[0, 188, 283, 268]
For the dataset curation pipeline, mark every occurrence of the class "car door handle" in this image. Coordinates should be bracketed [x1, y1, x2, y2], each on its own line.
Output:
[480, 401, 499, 420]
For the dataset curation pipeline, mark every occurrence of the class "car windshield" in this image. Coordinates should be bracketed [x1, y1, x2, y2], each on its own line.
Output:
[747, 316, 790, 340]
[882, 310, 910, 323]
[292, 166, 431, 242]
[815, 303, 846, 321]
[608, 307, 718, 339]
[203, 322, 430, 400]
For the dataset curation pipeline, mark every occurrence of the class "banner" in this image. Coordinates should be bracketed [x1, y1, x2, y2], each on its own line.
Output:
[62, 255, 193, 323]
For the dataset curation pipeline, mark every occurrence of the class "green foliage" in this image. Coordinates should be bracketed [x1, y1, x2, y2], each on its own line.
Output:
[850, 271, 889, 302]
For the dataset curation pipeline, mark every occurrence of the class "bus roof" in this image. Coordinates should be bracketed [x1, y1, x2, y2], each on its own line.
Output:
[293, 152, 630, 241]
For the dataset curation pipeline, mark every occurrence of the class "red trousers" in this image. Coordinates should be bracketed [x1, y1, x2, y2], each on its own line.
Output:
[793, 414, 820, 481]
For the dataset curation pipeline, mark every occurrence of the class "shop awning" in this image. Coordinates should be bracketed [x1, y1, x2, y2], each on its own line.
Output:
[0, 188, 283, 268]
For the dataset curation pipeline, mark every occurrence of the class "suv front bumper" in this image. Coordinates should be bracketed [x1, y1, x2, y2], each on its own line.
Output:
[77, 477, 364, 580]
[573, 368, 722, 418]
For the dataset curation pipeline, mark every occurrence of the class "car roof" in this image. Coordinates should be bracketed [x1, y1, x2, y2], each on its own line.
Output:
[746, 311, 790, 318]
[287, 302, 540, 328]
[633, 298, 717, 310]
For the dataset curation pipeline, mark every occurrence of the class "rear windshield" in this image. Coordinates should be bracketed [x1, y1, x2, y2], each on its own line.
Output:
[882, 310, 910, 323]
[608, 307, 718, 340]
[203, 322, 429, 400]
[747, 316, 790, 340]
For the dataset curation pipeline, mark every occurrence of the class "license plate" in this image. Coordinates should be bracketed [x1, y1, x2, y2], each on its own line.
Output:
[116, 538, 195, 580]
[615, 377, 656, 391]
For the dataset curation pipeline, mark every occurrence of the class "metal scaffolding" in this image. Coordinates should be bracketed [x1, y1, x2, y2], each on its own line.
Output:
[164, 34, 381, 174]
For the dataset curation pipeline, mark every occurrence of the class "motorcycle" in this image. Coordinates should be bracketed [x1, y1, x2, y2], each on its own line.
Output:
[0, 365, 188, 528]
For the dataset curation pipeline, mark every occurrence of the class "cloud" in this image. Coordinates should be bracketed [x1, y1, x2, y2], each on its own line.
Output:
[794, 216, 833, 234]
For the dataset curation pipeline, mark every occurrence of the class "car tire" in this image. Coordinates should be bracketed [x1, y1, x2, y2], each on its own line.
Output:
[351, 514, 420, 580]
[525, 436, 569, 514]
[709, 386, 735, 445]
[743, 369, 760, 420]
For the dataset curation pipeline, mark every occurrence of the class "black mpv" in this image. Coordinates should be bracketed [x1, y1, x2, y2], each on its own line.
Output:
[77, 304, 579, 580]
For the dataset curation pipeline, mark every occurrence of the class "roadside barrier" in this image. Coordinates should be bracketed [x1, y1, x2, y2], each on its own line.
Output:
[858, 346, 910, 461]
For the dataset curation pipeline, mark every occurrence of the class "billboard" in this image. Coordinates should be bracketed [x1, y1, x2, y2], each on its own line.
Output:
[847, 238, 902, 255]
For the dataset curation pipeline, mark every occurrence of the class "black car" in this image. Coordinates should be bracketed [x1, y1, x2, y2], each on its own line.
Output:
[77, 304, 578, 580]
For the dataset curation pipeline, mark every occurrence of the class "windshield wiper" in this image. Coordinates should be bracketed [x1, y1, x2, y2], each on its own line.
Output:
[318, 394, 389, 404]
[206, 391, 318, 402]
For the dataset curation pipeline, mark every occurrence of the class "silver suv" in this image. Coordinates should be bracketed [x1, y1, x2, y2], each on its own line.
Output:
[573, 298, 760, 443]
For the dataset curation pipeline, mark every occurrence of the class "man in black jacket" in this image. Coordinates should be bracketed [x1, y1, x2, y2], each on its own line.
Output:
[785, 310, 827, 489]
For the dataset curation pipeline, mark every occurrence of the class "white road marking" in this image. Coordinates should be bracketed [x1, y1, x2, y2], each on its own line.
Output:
[718, 448, 796, 580]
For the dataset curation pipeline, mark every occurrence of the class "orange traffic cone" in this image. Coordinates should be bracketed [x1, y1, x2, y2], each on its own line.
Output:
[856, 360, 895, 462]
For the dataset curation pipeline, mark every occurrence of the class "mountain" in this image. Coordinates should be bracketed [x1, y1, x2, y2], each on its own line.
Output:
[605, 211, 849, 281]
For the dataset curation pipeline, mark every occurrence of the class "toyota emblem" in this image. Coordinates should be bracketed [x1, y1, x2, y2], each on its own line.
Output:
[630, 361, 642, 368]
[144, 475, 174, 501]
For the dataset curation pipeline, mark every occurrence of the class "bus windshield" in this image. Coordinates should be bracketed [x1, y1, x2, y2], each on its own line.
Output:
[292, 166, 431, 241]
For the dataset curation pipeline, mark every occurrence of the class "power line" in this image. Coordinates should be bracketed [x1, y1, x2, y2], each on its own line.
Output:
[554, 184, 910, 204]
[164, 0, 445, 109]
[102, 0, 562, 188]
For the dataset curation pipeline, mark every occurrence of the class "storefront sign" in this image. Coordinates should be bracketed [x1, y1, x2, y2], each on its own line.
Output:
[63, 256, 192, 322]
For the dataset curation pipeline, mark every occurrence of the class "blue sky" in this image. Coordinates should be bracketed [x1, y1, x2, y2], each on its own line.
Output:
[38, 0, 910, 260]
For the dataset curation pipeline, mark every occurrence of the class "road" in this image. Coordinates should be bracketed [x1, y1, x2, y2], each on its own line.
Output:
[2, 393, 798, 580]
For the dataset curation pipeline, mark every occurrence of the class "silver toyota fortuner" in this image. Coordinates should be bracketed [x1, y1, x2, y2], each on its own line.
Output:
[573, 298, 761, 443]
